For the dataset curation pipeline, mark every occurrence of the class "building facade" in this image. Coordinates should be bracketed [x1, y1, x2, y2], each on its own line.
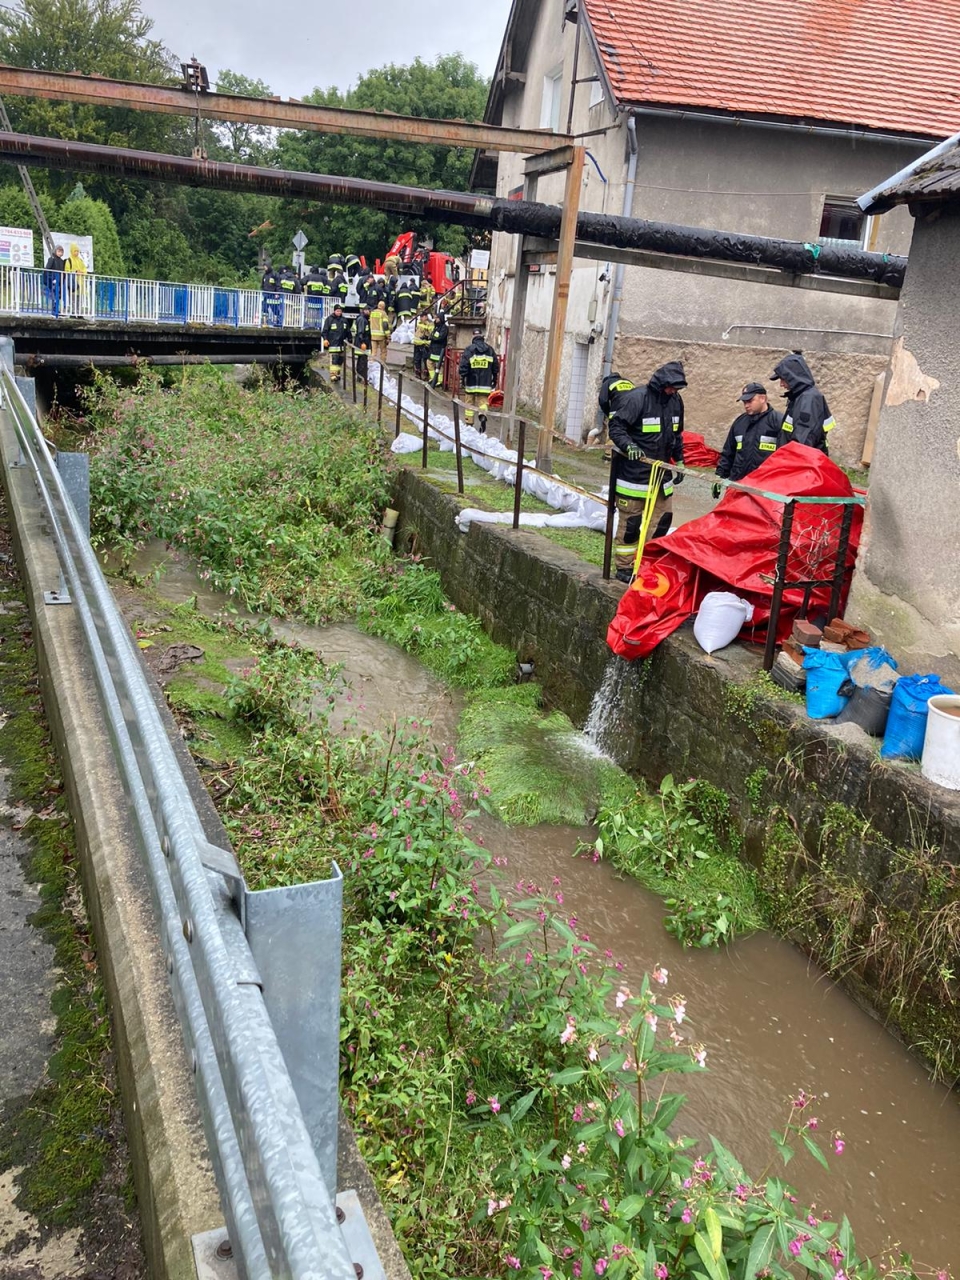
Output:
[476, 0, 956, 464]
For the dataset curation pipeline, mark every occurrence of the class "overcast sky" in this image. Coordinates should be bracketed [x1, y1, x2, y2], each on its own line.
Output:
[147, 0, 512, 100]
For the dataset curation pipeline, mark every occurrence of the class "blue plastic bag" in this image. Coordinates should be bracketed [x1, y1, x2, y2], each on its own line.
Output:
[881, 674, 956, 760]
[803, 648, 856, 720]
[847, 646, 898, 690]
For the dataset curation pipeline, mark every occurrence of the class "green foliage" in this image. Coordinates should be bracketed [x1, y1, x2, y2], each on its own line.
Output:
[87, 368, 393, 620]
[271, 55, 489, 265]
[586, 775, 766, 947]
[53, 193, 126, 274]
[357, 562, 516, 689]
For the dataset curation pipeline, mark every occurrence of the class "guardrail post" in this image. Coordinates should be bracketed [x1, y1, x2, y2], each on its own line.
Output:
[763, 498, 796, 671]
[602, 450, 618, 580]
[351, 346, 357, 404]
[394, 372, 403, 439]
[452, 400, 464, 495]
[422, 385, 430, 469]
[512, 420, 526, 531]
[377, 363, 384, 426]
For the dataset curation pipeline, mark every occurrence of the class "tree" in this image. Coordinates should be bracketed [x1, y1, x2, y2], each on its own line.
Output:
[211, 71, 277, 165]
[56, 191, 125, 274]
[0, 184, 58, 265]
[271, 55, 489, 268]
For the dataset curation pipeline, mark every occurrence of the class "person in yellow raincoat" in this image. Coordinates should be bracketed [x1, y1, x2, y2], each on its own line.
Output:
[64, 242, 88, 315]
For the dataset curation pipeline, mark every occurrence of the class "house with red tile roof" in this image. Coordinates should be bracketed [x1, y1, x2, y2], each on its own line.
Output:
[475, 0, 959, 461]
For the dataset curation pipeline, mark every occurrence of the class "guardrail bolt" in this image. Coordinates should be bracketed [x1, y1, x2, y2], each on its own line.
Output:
[354, 1265, 363, 1278]
[161, 834, 171, 857]
[335, 1205, 346, 1225]
[182, 918, 194, 943]
[166, 953, 174, 974]
[215, 1239, 233, 1260]
[190, 1050, 198, 1074]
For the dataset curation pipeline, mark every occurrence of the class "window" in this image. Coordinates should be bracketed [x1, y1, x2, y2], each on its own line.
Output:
[588, 76, 604, 108]
[819, 197, 873, 249]
[540, 65, 563, 131]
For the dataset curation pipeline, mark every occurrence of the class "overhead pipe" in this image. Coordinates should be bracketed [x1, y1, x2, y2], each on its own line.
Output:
[0, 131, 908, 288]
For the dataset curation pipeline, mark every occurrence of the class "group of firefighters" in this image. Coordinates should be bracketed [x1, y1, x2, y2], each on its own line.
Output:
[601, 351, 836, 581]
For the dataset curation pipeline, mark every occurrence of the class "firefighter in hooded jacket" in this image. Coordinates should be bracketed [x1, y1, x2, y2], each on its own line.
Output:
[602, 361, 687, 582]
[321, 304, 350, 382]
[771, 352, 835, 454]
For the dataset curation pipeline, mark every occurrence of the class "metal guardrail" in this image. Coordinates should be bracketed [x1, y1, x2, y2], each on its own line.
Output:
[0, 264, 337, 331]
[0, 347, 375, 1280]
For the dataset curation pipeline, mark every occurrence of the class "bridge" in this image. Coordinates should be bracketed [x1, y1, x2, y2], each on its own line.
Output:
[0, 264, 339, 366]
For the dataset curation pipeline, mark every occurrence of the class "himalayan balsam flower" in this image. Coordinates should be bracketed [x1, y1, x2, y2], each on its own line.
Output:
[561, 1153, 572, 1169]
[572, 1264, 582, 1278]
[505, 1258, 521, 1271]
[524, 951, 534, 966]
[652, 966, 669, 984]
[654, 1267, 668, 1280]
[588, 1044, 600, 1062]
[613, 1118, 625, 1138]
[488, 1096, 501, 1114]
[645, 1012, 658, 1032]
[681, 1208, 693, 1224]
[692, 1045, 707, 1067]
[615, 987, 631, 1009]
[833, 1134, 846, 1154]
[540, 1268, 553, 1279]
[560, 1017, 577, 1045]
[465, 1090, 477, 1106]
[826, 1248, 844, 1267]
[672, 998, 686, 1024]
[594, 1260, 608, 1276]
[577, 1141, 588, 1154]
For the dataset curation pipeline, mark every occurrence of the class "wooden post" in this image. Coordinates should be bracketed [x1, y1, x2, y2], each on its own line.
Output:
[602, 450, 618, 580]
[860, 370, 886, 467]
[512, 420, 526, 531]
[377, 362, 385, 425]
[351, 345, 357, 402]
[452, 399, 464, 495]
[537, 146, 585, 472]
[502, 172, 538, 449]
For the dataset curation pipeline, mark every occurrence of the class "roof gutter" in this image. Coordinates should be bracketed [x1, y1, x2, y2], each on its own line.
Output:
[620, 103, 939, 149]
[857, 126, 960, 213]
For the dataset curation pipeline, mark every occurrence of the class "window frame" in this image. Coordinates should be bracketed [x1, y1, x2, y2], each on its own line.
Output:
[540, 64, 564, 131]
[818, 196, 874, 250]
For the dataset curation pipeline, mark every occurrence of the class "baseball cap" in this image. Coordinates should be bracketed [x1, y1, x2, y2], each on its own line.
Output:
[738, 382, 766, 402]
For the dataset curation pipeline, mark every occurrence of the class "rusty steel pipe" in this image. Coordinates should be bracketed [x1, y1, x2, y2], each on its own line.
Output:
[0, 132, 908, 288]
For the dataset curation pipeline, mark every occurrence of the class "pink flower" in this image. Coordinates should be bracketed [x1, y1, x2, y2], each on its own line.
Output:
[505, 1258, 521, 1271]
[671, 998, 686, 1024]
[488, 1096, 501, 1114]
[561, 1153, 572, 1169]
[573, 1264, 582, 1278]
[827, 1248, 844, 1267]
[612, 1244, 630, 1260]
[833, 1135, 845, 1154]
[734, 1183, 750, 1201]
[465, 1090, 477, 1106]
[594, 1260, 608, 1276]
[681, 1208, 693, 1224]
[652, 966, 668, 984]
[806, 1117, 819, 1130]
[581, 1215, 591, 1232]
[615, 987, 631, 1009]
[560, 1017, 577, 1045]
[645, 1012, 658, 1032]
[588, 1044, 600, 1062]
[577, 1141, 587, 1154]
[613, 1118, 625, 1137]
[654, 1267, 669, 1280]
[540, 1268, 553, 1279]
[524, 950, 534, 966]
[572, 1104, 584, 1122]
[692, 1045, 707, 1067]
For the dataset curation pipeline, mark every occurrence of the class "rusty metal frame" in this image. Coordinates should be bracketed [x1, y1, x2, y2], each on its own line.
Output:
[0, 65, 574, 154]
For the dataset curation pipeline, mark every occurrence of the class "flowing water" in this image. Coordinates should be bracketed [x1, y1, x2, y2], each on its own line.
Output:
[119, 544, 960, 1272]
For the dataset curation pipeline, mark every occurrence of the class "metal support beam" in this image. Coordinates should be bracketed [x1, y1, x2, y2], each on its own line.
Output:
[0, 66, 573, 154]
[523, 145, 578, 179]
[537, 146, 584, 470]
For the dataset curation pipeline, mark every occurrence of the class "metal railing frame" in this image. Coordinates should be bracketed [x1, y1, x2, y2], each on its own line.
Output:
[0, 356, 366, 1280]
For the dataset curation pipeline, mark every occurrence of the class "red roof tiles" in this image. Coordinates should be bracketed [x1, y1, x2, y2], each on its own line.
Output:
[583, 0, 960, 139]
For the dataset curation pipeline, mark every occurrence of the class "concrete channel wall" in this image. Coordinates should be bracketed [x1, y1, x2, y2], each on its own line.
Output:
[0, 403, 412, 1280]
[394, 469, 960, 1061]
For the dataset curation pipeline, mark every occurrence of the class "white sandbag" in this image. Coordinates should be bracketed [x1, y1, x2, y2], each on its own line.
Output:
[391, 319, 415, 344]
[693, 591, 754, 654]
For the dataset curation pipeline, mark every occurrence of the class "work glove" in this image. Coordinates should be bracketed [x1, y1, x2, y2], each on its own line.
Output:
[711, 482, 722, 500]
[626, 444, 641, 461]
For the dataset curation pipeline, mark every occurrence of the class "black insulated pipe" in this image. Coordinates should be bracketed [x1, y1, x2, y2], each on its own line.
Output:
[0, 132, 907, 288]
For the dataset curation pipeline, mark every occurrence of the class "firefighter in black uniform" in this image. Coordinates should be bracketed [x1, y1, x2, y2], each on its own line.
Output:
[427, 313, 449, 388]
[322, 304, 349, 383]
[351, 307, 372, 380]
[344, 252, 362, 279]
[394, 277, 416, 325]
[602, 361, 687, 582]
[458, 329, 499, 430]
[714, 382, 784, 493]
[302, 266, 327, 328]
[278, 266, 301, 321]
[328, 269, 350, 306]
[261, 263, 281, 326]
[771, 353, 836, 454]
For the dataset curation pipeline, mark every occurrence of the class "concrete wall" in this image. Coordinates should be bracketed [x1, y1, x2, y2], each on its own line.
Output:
[484, 0, 925, 445]
[849, 211, 960, 683]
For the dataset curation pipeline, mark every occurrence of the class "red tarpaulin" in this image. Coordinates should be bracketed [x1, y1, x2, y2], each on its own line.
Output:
[607, 444, 863, 661]
[683, 432, 722, 468]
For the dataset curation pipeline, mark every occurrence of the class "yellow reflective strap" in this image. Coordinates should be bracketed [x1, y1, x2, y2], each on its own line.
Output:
[759, 442, 776, 451]
[641, 424, 660, 433]
[824, 416, 837, 432]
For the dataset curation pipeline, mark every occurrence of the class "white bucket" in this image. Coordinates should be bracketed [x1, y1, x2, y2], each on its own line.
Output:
[920, 695, 960, 790]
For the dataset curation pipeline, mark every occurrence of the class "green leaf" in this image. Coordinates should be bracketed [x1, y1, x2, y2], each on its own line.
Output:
[616, 1194, 647, 1221]
[501, 919, 538, 941]
[801, 1132, 830, 1171]
[651, 1092, 686, 1132]
[694, 1230, 729, 1280]
[511, 1088, 540, 1122]
[769, 1130, 794, 1166]
[710, 1137, 745, 1185]
[705, 1207, 723, 1259]
[643, 1242, 658, 1280]
[744, 1223, 775, 1278]
[550, 1066, 586, 1086]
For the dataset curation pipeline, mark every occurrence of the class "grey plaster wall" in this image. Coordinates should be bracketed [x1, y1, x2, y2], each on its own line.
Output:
[849, 212, 960, 680]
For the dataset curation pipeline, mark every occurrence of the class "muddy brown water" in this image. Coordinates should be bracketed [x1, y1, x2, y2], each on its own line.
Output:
[119, 544, 960, 1272]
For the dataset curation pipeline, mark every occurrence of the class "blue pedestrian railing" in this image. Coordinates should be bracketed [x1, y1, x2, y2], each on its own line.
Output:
[0, 264, 339, 332]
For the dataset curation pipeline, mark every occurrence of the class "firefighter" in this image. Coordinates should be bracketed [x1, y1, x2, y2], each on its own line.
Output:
[352, 306, 372, 380]
[427, 312, 448, 388]
[589, 375, 636, 447]
[261, 262, 281, 327]
[385, 275, 399, 324]
[458, 328, 499, 431]
[413, 309, 433, 379]
[328, 268, 350, 306]
[394, 276, 416, 324]
[321, 304, 349, 383]
[327, 252, 345, 275]
[383, 252, 401, 280]
[370, 300, 390, 364]
[771, 353, 835, 454]
[344, 251, 362, 279]
[602, 361, 687, 583]
[713, 382, 784, 494]
[419, 277, 436, 311]
[277, 264, 301, 319]
[302, 265, 327, 328]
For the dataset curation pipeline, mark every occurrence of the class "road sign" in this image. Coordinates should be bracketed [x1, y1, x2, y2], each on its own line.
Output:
[292, 229, 308, 251]
[292, 250, 305, 274]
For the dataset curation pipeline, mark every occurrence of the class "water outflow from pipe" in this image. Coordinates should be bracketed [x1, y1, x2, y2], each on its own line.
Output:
[582, 655, 634, 759]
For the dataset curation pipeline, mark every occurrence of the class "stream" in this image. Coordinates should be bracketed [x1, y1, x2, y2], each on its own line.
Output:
[120, 542, 960, 1272]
